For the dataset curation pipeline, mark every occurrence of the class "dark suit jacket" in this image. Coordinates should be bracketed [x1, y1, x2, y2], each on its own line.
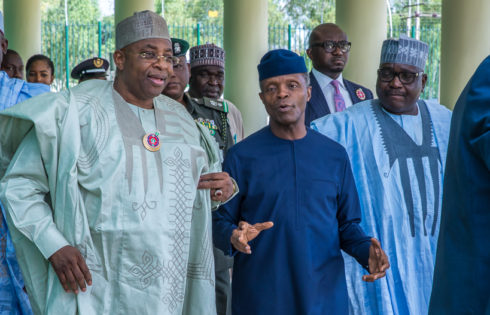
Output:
[305, 71, 374, 125]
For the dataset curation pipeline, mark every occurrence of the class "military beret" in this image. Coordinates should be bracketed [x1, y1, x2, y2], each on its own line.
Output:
[71, 57, 109, 80]
[171, 38, 190, 57]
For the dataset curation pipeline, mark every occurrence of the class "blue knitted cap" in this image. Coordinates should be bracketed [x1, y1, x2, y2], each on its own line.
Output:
[258, 49, 307, 81]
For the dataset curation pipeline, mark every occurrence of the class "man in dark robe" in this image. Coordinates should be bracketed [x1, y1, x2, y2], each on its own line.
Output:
[429, 55, 490, 315]
[212, 49, 389, 315]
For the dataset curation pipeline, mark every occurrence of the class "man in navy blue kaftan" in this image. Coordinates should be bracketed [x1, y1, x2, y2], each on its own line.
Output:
[429, 56, 490, 315]
[212, 49, 389, 315]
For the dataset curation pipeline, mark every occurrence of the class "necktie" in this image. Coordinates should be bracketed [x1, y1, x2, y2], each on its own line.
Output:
[330, 80, 346, 112]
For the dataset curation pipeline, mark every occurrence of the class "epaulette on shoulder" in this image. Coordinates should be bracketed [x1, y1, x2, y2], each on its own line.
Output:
[190, 96, 204, 105]
[201, 97, 228, 113]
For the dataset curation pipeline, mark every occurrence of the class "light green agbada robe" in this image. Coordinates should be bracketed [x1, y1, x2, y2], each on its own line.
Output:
[0, 80, 220, 315]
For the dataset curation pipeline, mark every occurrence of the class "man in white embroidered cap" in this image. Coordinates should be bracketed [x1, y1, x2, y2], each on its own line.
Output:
[312, 35, 452, 315]
[0, 10, 236, 315]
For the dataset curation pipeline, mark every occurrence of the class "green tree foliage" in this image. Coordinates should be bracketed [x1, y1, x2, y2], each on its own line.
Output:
[389, 0, 441, 29]
[42, 0, 100, 23]
[279, 0, 335, 26]
[155, 0, 223, 24]
[40, 0, 102, 90]
[387, 0, 442, 99]
[185, 0, 223, 23]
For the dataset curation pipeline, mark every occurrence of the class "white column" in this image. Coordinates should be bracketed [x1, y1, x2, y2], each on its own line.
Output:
[3, 0, 42, 64]
[336, 0, 387, 94]
[440, 0, 490, 109]
[223, 0, 269, 136]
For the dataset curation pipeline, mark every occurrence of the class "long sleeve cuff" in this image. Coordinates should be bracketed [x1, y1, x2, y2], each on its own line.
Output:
[224, 224, 238, 256]
[211, 177, 240, 210]
[35, 225, 70, 259]
[358, 240, 371, 270]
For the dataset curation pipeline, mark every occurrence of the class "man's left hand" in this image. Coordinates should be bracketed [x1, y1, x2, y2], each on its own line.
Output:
[198, 172, 235, 202]
[362, 238, 390, 282]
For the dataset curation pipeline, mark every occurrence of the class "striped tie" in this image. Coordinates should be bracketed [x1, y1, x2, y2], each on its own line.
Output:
[331, 80, 346, 112]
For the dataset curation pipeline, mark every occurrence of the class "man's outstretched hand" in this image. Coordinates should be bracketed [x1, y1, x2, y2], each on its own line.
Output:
[231, 221, 274, 254]
[362, 238, 390, 282]
[49, 245, 92, 294]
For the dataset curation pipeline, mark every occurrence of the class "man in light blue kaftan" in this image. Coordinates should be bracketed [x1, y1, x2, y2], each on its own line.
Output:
[0, 11, 235, 315]
[0, 10, 50, 315]
[312, 35, 452, 315]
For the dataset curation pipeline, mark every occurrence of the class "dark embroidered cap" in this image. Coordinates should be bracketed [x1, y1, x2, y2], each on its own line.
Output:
[380, 34, 429, 70]
[189, 43, 225, 69]
[257, 49, 307, 81]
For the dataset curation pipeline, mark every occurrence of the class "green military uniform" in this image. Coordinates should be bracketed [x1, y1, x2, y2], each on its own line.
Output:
[186, 42, 244, 315]
[183, 92, 234, 315]
[185, 93, 234, 162]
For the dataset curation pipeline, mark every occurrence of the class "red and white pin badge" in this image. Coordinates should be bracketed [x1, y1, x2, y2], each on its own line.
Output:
[356, 88, 366, 100]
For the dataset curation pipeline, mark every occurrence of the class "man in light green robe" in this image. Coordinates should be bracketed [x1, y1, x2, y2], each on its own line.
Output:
[0, 11, 234, 315]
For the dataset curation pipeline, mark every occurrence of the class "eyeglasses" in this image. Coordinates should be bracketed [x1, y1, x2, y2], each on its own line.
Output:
[137, 51, 180, 66]
[310, 40, 351, 53]
[377, 68, 423, 84]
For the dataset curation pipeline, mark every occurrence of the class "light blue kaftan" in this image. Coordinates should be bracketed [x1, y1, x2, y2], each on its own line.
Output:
[0, 70, 50, 315]
[0, 80, 220, 315]
[312, 99, 451, 315]
[0, 71, 50, 110]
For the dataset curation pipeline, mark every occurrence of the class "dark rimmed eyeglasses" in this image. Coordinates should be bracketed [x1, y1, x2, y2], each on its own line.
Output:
[137, 51, 180, 66]
[310, 40, 351, 53]
[377, 68, 424, 85]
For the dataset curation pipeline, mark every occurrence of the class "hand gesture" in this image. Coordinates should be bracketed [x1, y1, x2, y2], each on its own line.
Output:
[362, 238, 390, 282]
[48, 245, 92, 294]
[198, 172, 235, 202]
[231, 221, 274, 254]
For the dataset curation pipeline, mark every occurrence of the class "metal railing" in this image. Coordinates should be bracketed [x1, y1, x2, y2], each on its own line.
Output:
[41, 21, 441, 99]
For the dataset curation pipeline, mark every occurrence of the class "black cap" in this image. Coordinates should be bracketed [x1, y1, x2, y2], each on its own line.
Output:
[71, 57, 109, 80]
[171, 38, 190, 57]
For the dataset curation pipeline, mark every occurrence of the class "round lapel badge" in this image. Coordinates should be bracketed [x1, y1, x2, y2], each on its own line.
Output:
[143, 131, 161, 152]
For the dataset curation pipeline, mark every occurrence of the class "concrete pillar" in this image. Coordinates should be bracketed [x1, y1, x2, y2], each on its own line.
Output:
[224, 0, 268, 136]
[336, 0, 387, 94]
[440, 0, 490, 109]
[115, 0, 155, 25]
[3, 0, 42, 65]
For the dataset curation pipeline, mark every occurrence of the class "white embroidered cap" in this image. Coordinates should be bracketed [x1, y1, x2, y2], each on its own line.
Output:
[380, 34, 429, 70]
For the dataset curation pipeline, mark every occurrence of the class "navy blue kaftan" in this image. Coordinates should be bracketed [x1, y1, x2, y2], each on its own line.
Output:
[429, 56, 490, 314]
[213, 126, 371, 315]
